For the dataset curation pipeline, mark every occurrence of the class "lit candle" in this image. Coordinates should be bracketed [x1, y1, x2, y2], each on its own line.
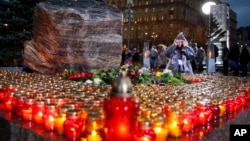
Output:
[21, 98, 35, 121]
[167, 110, 182, 138]
[153, 114, 168, 141]
[83, 111, 105, 140]
[33, 100, 45, 125]
[180, 106, 196, 133]
[133, 119, 156, 141]
[168, 121, 182, 137]
[55, 106, 68, 135]
[64, 110, 84, 140]
[104, 72, 139, 141]
[43, 104, 58, 131]
[13, 95, 25, 117]
[4, 92, 15, 112]
[87, 130, 102, 141]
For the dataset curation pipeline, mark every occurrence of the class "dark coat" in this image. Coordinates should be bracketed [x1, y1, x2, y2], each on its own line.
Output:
[240, 47, 250, 65]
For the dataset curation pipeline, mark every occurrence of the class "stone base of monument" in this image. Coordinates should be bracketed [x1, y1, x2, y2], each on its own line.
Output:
[23, 0, 123, 74]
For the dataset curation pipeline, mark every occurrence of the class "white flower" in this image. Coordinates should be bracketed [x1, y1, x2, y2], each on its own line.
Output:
[138, 67, 149, 74]
[85, 79, 93, 84]
[162, 68, 173, 76]
[93, 78, 102, 85]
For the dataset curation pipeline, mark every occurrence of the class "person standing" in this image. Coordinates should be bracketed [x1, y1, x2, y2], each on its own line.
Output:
[196, 46, 206, 72]
[229, 44, 240, 75]
[191, 43, 198, 72]
[222, 44, 229, 75]
[157, 44, 168, 70]
[165, 32, 195, 74]
[239, 45, 250, 76]
[150, 45, 159, 69]
[132, 48, 141, 65]
[120, 45, 127, 66]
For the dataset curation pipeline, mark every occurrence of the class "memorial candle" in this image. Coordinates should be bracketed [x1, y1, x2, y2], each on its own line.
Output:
[85, 113, 104, 141]
[87, 130, 102, 141]
[104, 72, 139, 141]
[43, 103, 58, 131]
[21, 98, 35, 121]
[4, 92, 15, 112]
[33, 100, 45, 125]
[63, 110, 83, 140]
[167, 110, 182, 137]
[180, 106, 196, 133]
[13, 95, 25, 116]
[153, 114, 168, 141]
[55, 106, 68, 135]
[196, 100, 212, 125]
[134, 119, 156, 141]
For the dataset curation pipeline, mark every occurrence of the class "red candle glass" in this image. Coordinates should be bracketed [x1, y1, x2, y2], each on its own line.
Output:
[33, 100, 45, 125]
[133, 119, 156, 141]
[43, 103, 58, 131]
[180, 106, 197, 133]
[196, 100, 213, 125]
[84, 112, 105, 141]
[209, 100, 220, 120]
[21, 97, 35, 121]
[104, 73, 140, 141]
[63, 109, 84, 140]
[152, 114, 168, 141]
[13, 95, 26, 117]
[225, 95, 235, 114]
[4, 91, 16, 112]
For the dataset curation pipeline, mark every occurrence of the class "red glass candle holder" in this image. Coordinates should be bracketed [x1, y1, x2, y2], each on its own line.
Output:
[210, 100, 220, 120]
[133, 119, 156, 141]
[4, 91, 16, 112]
[43, 103, 58, 131]
[33, 100, 45, 125]
[84, 112, 105, 141]
[55, 106, 69, 135]
[196, 100, 213, 125]
[63, 109, 84, 140]
[13, 95, 26, 117]
[21, 97, 35, 121]
[104, 96, 139, 141]
[152, 114, 168, 141]
[180, 106, 197, 133]
[166, 109, 182, 138]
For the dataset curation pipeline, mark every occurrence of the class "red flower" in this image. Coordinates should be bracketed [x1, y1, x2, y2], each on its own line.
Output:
[86, 72, 93, 78]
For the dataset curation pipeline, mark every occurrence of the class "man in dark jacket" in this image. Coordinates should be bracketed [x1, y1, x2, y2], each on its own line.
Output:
[239, 45, 250, 76]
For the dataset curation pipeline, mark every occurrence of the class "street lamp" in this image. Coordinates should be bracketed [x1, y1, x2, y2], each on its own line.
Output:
[202, 1, 216, 73]
[125, 0, 133, 50]
[151, 32, 158, 44]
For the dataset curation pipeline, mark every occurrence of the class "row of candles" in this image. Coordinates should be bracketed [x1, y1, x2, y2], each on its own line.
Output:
[0, 70, 250, 141]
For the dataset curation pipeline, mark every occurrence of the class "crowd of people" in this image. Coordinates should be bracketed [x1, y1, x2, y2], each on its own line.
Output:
[120, 32, 250, 76]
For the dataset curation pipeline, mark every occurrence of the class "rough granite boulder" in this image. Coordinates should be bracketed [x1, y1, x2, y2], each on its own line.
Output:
[23, 0, 123, 74]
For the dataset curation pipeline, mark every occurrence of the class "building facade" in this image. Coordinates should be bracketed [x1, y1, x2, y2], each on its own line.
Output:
[106, 0, 237, 52]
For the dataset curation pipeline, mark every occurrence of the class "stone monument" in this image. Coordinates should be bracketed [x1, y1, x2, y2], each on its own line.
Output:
[23, 0, 123, 74]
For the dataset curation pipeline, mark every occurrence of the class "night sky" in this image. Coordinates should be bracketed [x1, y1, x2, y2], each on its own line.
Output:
[221, 0, 250, 28]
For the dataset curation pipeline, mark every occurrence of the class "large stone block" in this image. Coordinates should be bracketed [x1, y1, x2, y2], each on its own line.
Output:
[23, 0, 123, 74]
